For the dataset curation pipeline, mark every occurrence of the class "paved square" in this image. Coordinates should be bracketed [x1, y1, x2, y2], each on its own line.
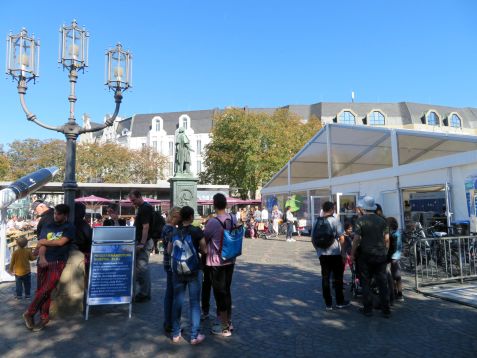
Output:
[1, 238, 476, 357]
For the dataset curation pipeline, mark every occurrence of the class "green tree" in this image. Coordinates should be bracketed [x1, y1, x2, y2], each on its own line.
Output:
[129, 146, 169, 184]
[0, 154, 10, 180]
[6, 139, 65, 180]
[4, 139, 168, 184]
[201, 108, 322, 198]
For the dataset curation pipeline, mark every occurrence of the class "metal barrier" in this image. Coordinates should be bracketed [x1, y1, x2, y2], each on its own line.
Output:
[412, 236, 477, 289]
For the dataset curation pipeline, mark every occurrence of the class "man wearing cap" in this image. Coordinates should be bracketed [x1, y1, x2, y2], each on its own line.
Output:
[32, 200, 54, 238]
[351, 196, 391, 318]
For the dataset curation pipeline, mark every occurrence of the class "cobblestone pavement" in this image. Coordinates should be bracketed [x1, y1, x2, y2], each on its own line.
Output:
[1, 237, 476, 358]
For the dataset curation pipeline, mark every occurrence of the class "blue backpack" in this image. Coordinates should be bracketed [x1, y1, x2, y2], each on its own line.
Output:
[171, 227, 199, 275]
[215, 215, 245, 261]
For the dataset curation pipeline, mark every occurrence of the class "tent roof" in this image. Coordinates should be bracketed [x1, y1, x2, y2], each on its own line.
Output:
[264, 124, 477, 190]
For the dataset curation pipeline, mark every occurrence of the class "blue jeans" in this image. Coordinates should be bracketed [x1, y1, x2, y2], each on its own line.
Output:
[15, 273, 31, 297]
[172, 271, 202, 339]
[286, 222, 294, 238]
[164, 269, 173, 328]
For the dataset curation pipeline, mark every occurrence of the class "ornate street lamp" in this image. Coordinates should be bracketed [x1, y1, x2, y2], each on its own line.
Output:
[6, 20, 132, 221]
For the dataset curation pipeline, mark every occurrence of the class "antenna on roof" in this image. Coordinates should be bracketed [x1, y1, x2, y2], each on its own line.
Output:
[351, 91, 355, 103]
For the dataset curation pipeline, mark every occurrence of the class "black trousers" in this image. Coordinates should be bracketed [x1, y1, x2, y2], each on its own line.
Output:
[358, 254, 390, 311]
[210, 264, 234, 317]
[202, 265, 213, 314]
[319, 255, 345, 306]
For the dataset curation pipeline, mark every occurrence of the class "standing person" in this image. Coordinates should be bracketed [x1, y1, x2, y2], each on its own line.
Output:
[161, 206, 181, 334]
[351, 196, 391, 318]
[342, 222, 354, 280]
[240, 208, 248, 225]
[23, 204, 74, 331]
[92, 214, 103, 228]
[127, 216, 135, 226]
[103, 204, 126, 226]
[285, 206, 296, 242]
[261, 206, 269, 230]
[313, 201, 349, 310]
[9, 237, 36, 299]
[386, 216, 404, 302]
[271, 205, 281, 235]
[31, 200, 54, 237]
[73, 203, 93, 282]
[168, 206, 206, 345]
[253, 206, 262, 223]
[204, 193, 237, 337]
[201, 214, 215, 321]
[128, 190, 154, 302]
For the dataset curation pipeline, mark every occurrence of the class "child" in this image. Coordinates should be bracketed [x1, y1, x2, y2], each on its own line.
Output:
[342, 222, 354, 283]
[9, 237, 36, 299]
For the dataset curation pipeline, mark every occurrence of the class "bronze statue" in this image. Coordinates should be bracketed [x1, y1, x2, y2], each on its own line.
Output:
[174, 128, 194, 175]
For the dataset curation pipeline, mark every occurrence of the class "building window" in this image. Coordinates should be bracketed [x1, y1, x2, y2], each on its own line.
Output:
[427, 111, 439, 126]
[196, 139, 202, 154]
[197, 160, 202, 173]
[338, 111, 356, 125]
[141, 143, 147, 149]
[182, 117, 188, 129]
[153, 141, 158, 151]
[450, 114, 461, 128]
[169, 141, 174, 156]
[169, 161, 174, 175]
[368, 111, 385, 126]
[155, 119, 161, 131]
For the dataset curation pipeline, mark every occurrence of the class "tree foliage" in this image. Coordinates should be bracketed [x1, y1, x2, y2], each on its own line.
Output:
[200, 108, 322, 198]
[1, 139, 168, 184]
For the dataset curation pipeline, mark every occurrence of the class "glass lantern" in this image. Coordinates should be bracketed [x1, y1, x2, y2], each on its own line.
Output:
[59, 20, 89, 70]
[105, 43, 132, 91]
[6, 28, 40, 82]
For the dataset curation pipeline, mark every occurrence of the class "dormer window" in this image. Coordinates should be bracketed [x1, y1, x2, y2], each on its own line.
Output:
[179, 114, 191, 130]
[449, 113, 462, 128]
[152, 116, 163, 132]
[368, 111, 385, 126]
[121, 128, 129, 136]
[338, 110, 356, 125]
[427, 111, 439, 126]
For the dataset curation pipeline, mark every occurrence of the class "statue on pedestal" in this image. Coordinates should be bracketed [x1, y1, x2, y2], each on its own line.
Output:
[174, 128, 194, 175]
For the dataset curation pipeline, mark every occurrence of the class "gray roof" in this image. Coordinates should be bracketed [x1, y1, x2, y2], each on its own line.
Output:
[114, 102, 477, 137]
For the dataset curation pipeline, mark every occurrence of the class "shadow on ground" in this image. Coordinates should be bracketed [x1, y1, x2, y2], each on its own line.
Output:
[0, 243, 476, 358]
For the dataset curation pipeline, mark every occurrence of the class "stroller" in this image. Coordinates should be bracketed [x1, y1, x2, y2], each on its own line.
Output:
[257, 221, 273, 239]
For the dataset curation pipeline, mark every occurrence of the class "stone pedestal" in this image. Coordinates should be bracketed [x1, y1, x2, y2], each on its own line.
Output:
[169, 175, 199, 215]
[49, 248, 85, 318]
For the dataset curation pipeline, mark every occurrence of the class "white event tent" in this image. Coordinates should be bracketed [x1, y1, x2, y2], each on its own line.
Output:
[261, 123, 477, 232]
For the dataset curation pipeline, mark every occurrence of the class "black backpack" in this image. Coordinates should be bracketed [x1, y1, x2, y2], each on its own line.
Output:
[150, 210, 166, 239]
[312, 216, 336, 249]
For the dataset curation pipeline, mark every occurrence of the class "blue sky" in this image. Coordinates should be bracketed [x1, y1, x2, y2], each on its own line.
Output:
[1, 0, 476, 144]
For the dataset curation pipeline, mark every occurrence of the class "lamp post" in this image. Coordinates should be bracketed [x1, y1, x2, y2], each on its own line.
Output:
[6, 20, 132, 221]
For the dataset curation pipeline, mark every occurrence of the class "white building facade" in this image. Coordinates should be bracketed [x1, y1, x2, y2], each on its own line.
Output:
[80, 102, 477, 182]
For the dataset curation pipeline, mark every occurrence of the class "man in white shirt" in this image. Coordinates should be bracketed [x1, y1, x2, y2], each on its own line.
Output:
[261, 207, 269, 228]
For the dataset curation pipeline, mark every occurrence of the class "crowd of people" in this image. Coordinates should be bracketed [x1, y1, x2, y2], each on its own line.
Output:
[313, 196, 403, 318]
[10, 190, 403, 338]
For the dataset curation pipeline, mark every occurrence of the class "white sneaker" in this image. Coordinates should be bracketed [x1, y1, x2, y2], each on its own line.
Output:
[290, 238, 296, 242]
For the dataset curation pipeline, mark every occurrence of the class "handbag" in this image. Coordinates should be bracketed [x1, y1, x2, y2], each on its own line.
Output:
[215, 214, 244, 261]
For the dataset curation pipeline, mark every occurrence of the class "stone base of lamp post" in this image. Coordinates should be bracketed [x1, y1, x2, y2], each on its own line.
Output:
[49, 249, 86, 318]
[169, 175, 199, 217]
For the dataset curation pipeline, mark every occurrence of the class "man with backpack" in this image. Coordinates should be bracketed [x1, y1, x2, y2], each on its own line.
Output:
[204, 193, 240, 337]
[312, 201, 349, 310]
[168, 206, 206, 345]
[350, 196, 391, 318]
